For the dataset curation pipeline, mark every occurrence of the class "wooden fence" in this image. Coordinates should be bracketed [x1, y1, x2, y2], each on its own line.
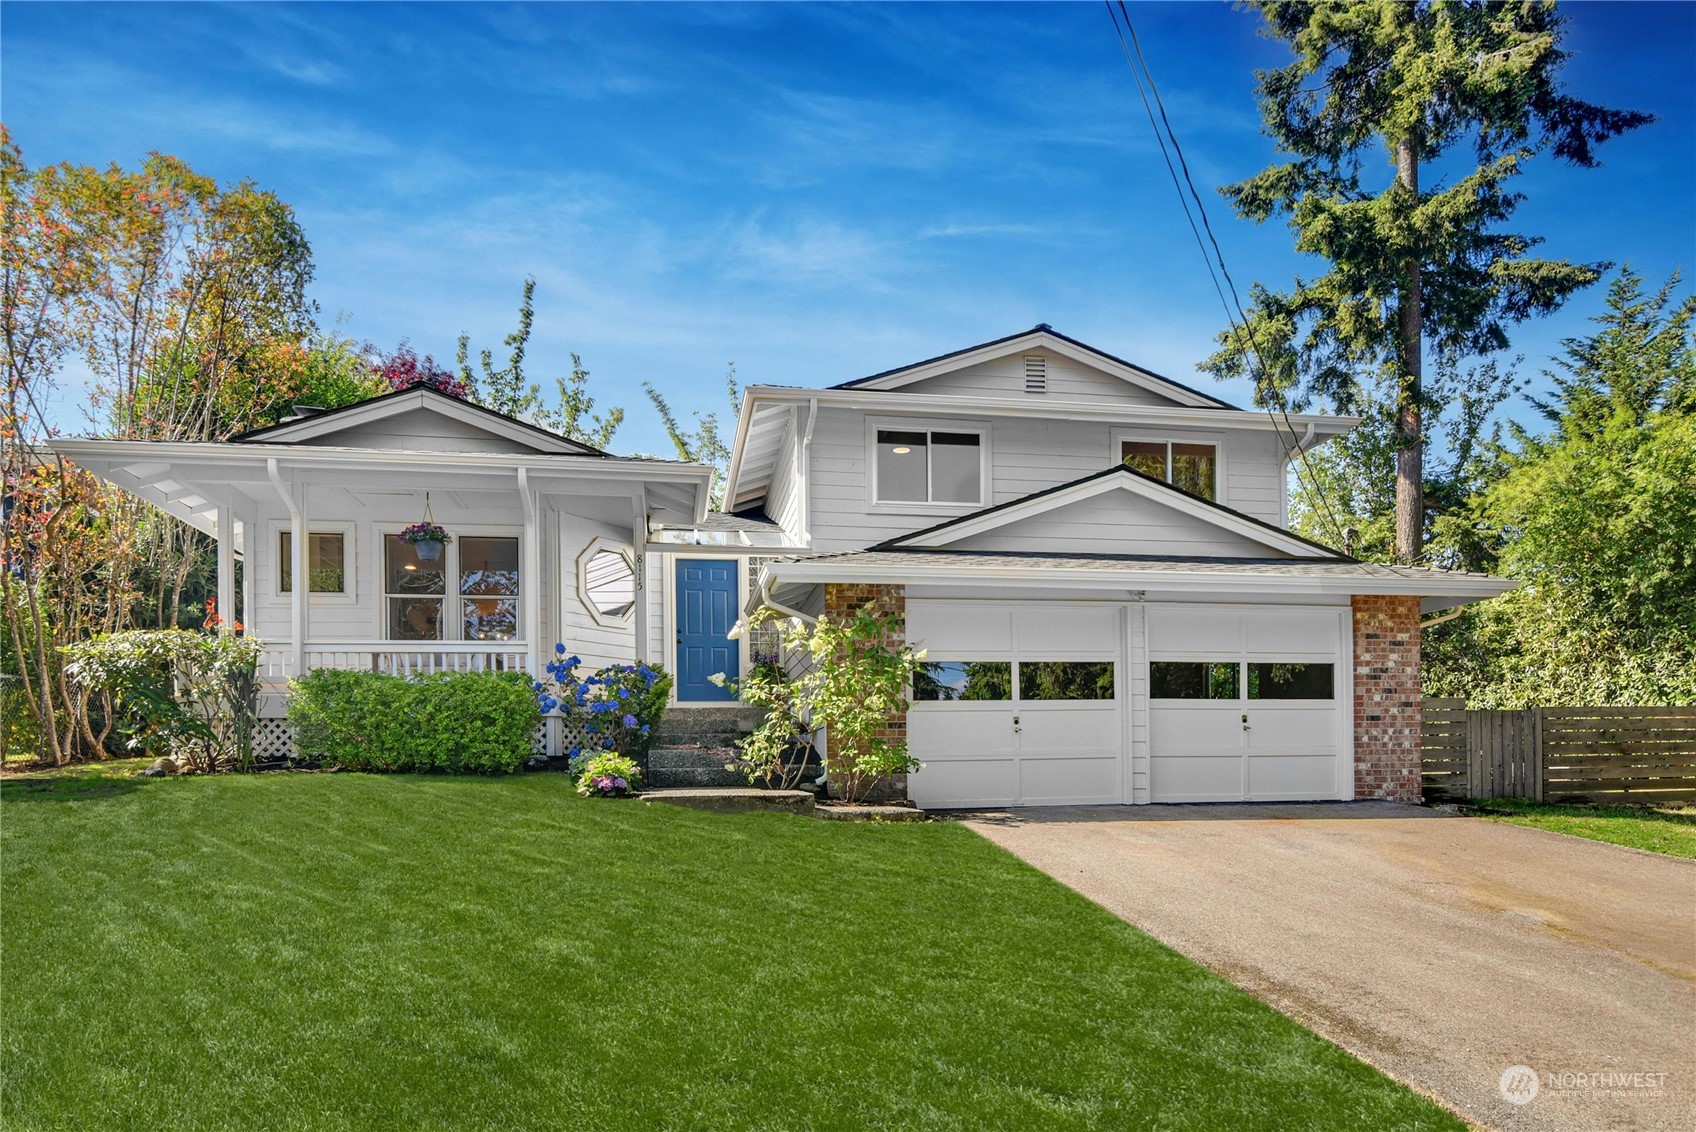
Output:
[1421, 701, 1696, 803]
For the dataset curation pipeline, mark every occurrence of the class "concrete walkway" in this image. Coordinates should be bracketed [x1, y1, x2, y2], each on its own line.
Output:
[962, 802, 1696, 1132]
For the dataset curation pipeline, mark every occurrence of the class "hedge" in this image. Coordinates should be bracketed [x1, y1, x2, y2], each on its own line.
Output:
[287, 669, 540, 774]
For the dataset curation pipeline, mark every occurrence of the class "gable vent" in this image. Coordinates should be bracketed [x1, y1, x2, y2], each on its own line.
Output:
[1023, 355, 1048, 394]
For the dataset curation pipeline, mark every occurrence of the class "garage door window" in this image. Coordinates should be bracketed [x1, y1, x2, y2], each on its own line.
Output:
[1248, 662, 1334, 699]
[1150, 661, 1240, 699]
[1019, 661, 1114, 700]
[914, 661, 1012, 701]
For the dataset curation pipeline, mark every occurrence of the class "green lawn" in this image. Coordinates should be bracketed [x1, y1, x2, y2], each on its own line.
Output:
[1470, 797, 1696, 858]
[2, 770, 1461, 1131]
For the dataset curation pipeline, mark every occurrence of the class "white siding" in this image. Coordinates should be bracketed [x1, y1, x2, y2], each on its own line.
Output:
[942, 490, 1290, 558]
[558, 513, 638, 670]
[901, 348, 1187, 406]
[296, 407, 539, 453]
[806, 405, 1289, 553]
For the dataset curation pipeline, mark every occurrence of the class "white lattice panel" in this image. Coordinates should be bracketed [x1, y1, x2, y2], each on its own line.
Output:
[254, 719, 295, 761]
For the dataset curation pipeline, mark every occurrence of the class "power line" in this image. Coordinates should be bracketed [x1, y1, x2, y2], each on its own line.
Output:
[1102, 0, 1350, 548]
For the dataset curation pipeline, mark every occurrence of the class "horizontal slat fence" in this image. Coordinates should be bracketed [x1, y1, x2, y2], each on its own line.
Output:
[1541, 707, 1696, 803]
[1419, 698, 1468, 800]
[1422, 702, 1696, 804]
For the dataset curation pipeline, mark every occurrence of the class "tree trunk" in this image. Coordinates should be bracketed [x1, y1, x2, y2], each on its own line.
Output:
[1394, 135, 1424, 565]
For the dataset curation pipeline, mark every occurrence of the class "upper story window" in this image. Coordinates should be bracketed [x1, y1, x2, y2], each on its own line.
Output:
[875, 428, 983, 505]
[1120, 438, 1218, 501]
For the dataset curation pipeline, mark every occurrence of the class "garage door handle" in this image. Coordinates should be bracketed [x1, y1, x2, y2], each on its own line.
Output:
[1012, 714, 1022, 733]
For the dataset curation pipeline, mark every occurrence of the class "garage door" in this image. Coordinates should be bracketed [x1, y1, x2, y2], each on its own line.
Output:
[906, 601, 1123, 808]
[1147, 604, 1349, 803]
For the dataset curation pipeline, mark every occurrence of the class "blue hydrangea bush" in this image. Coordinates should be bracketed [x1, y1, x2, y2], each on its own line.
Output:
[535, 647, 672, 783]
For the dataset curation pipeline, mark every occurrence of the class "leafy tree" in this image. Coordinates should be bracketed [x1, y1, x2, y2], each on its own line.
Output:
[1290, 354, 1522, 569]
[454, 277, 623, 449]
[645, 362, 740, 508]
[1424, 269, 1696, 706]
[1206, 0, 1650, 563]
[373, 341, 467, 398]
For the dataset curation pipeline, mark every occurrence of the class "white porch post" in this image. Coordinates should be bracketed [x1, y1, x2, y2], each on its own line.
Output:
[238, 510, 254, 635]
[267, 458, 306, 678]
[518, 468, 541, 675]
[632, 492, 648, 664]
[214, 503, 236, 637]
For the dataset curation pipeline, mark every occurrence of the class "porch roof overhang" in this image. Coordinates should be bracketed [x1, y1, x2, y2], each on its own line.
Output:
[754, 549, 1517, 615]
[46, 438, 713, 537]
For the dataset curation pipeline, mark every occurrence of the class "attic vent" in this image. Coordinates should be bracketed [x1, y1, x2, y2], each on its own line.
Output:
[1023, 355, 1048, 394]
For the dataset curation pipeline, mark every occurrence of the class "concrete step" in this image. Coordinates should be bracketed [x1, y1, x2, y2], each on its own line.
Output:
[646, 745, 746, 789]
[640, 788, 815, 815]
[651, 706, 766, 748]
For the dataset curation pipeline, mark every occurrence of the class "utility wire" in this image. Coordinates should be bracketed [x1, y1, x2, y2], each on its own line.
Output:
[1103, 0, 1350, 548]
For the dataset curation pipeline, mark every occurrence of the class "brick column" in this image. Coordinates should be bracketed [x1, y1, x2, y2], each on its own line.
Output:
[1351, 595, 1423, 802]
[821, 583, 907, 802]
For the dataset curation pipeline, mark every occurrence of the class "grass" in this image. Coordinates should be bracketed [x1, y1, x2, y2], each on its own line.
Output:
[1469, 796, 1696, 858]
[2, 770, 1462, 1131]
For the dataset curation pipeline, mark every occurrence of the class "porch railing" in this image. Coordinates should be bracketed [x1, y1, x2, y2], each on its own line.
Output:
[260, 641, 531, 681]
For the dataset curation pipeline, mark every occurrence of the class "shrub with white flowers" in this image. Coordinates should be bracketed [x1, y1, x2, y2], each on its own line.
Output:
[535, 646, 672, 775]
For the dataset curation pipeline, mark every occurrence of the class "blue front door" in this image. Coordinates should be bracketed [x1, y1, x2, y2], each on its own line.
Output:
[675, 558, 739, 701]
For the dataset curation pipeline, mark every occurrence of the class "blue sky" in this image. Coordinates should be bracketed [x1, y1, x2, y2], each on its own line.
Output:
[6, 1, 1693, 454]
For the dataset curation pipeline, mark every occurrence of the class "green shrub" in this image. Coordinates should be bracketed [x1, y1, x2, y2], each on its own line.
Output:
[569, 751, 642, 797]
[288, 669, 539, 774]
[61, 630, 261, 772]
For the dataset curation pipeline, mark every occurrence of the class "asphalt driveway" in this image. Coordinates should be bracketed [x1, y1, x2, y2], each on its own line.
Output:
[963, 802, 1696, 1132]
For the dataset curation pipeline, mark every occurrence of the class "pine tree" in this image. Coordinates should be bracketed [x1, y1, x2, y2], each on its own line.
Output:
[1206, 0, 1649, 562]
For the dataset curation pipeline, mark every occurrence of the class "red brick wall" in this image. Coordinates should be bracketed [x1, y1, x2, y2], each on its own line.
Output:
[1351, 595, 1423, 802]
[820, 583, 907, 801]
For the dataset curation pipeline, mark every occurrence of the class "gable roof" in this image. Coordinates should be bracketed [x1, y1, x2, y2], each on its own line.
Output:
[876, 464, 1348, 561]
[229, 385, 606, 456]
[830, 325, 1235, 409]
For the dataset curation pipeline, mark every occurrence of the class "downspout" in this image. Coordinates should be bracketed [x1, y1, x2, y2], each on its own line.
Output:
[1419, 606, 1467, 628]
[517, 467, 541, 675]
[799, 397, 818, 547]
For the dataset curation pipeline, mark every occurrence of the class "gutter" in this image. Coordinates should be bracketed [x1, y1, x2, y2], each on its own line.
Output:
[760, 568, 817, 625]
[738, 385, 1361, 433]
[46, 438, 715, 483]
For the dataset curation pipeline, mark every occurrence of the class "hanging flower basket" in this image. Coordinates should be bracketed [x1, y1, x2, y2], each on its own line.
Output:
[400, 521, 450, 561]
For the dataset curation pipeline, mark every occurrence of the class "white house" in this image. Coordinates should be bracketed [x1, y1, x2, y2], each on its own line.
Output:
[53, 325, 1513, 805]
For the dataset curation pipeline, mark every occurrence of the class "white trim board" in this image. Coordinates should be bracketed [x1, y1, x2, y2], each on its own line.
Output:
[843, 329, 1226, 408]
[880, 468, 1331, 559]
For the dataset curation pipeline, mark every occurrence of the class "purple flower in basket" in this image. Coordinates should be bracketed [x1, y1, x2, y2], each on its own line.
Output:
[398, 521, 451, 545]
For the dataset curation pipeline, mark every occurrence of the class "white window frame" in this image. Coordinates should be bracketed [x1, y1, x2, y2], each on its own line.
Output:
[865, 415, 992, 512]
[1109, 428, 1227, 504]
[576, 535, 637, 630]
[269, 520, 357, 604]
[379, 524, 523, 642]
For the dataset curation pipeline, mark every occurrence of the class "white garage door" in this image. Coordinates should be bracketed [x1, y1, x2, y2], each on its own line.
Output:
[906, 601, 1123, 808]
[1147, 604, 1349, 803]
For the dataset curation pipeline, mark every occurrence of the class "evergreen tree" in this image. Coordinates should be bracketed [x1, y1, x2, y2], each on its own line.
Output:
[1206, 0, 1650, 562]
